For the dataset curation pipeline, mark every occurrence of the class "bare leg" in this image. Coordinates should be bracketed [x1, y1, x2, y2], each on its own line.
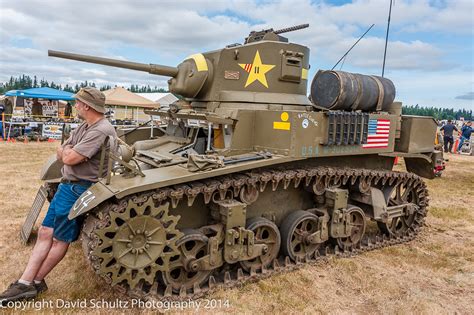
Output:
[20, 226, 54, 282]
[34, 239, 69, 281]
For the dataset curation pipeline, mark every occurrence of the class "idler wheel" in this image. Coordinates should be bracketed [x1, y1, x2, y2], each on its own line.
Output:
[240, 217, 281, 272]
[281, 210, 320, 261]
[335, 206, 366, 249]
[378, 182, 418, 236]
[161, 229, 212, 293]
[89, 198, 182, 289]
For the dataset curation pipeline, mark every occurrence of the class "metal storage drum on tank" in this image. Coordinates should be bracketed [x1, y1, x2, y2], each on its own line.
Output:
[310, 70, 396, 111]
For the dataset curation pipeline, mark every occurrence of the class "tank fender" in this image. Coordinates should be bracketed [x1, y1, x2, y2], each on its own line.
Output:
[40, 154, 63, 182]
[67, 154, 300, 219]
[379, 152, 436, 179]
[68, 181, 115, 220]
[404, 154, 435, 179]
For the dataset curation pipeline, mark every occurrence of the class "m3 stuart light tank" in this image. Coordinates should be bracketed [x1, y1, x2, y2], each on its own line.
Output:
[24, 24, 444, 300]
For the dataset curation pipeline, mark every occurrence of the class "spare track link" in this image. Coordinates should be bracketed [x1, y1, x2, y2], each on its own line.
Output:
[81, 166, 429, 302]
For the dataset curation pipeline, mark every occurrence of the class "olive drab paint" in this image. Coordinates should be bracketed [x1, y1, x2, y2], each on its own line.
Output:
[19, 24, 443, 301]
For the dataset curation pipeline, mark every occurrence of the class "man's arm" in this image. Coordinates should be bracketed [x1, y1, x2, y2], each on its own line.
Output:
[71, 129, 109, 164]
[57, 145, 87, 165]
[56, 145, 64, 160]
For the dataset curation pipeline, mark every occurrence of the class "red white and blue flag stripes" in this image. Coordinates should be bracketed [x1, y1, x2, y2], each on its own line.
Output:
[362, 119, 391, 148]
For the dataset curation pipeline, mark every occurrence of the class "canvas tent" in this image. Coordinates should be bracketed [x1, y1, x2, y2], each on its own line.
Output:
[3, 87, 75, 139]
[136, 93, 178, 108]
[4, 87, 74, 119]
[102, 87, 158, 122]
[5, 87, 75, 100]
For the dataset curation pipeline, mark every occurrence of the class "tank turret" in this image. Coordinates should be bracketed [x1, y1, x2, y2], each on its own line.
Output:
[49, 24, 311, 105]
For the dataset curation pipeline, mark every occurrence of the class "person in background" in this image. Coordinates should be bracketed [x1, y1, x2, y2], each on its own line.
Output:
[0, 102, 4, 138]
[31, 99, 43, 119]
[1, 98, 13, 138]
[64, 102, 73, 119]
[440, 120, 458, 153]
[4, 98, 13, 120]
[457, 121, 472, 153]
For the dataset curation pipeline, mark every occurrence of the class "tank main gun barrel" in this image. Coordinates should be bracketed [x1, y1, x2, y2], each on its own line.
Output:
[48, 50, 179, 77]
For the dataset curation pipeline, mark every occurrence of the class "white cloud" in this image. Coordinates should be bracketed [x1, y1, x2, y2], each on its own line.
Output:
[339, 38, 449, 71]
[455, 92, 474, 100]
[80, 69, 108, 77]
[400, 0, 474, 34]
[318, 0, 473, 35]
[0, 47, 44, 63]
[0, 0, 472, 109]
[389, 70, 473, 108]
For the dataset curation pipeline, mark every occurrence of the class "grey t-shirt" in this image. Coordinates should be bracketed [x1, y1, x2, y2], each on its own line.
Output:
[62, 118, 117, 182]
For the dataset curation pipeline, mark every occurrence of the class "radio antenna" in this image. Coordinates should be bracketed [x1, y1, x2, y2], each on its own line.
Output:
[331, 24, 375, 71]
[382, 0, 394, 77]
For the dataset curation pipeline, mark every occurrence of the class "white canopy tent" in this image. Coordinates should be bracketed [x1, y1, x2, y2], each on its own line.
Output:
[136, 93, 178, 109]
[102, 87, 159, 123]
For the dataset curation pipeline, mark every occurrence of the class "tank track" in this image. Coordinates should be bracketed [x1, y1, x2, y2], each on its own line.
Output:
[81, 166, 428, 302]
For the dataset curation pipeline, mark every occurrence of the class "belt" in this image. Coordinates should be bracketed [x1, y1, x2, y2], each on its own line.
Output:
[60, 179, 94, 186]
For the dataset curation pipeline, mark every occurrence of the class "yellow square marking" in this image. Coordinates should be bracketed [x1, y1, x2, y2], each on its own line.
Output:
[273, 122, 291, 130]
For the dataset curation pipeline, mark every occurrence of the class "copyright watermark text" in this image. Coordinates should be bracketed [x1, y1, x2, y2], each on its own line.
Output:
[0, 298, 230, 311]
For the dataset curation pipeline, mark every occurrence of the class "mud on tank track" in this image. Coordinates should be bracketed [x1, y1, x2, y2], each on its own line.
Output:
[81, 166, 428, 302]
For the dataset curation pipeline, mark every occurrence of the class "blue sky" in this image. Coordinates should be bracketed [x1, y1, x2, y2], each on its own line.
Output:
[0, 0, 472, 109]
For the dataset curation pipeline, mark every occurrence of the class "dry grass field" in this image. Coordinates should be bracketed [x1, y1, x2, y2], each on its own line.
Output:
[0, 141, 473, 314]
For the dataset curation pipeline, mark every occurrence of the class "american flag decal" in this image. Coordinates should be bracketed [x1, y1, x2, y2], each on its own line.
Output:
[362, 119, 391, 148]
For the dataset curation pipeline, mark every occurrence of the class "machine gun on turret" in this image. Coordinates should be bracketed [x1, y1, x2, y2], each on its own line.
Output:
[244, 23, 309, 44]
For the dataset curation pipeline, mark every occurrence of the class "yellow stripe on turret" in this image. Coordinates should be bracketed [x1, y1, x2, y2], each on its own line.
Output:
[186, 54, 208, 72]
[301, 68, 308, 80]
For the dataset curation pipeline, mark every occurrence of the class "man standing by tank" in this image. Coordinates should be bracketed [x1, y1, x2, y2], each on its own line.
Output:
[0, 87, 117, 304]
[457, 121, 472, 153]
[440, 120, 458, 153]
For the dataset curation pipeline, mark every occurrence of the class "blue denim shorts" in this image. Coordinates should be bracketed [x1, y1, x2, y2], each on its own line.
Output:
[42, 182, 91, 243]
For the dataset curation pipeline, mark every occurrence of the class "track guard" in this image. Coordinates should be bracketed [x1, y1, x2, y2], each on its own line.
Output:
[40, 155, 63, 181]
[68, 182, 115, 219]
[404, 157, 434, 179]
[380, 152, 438, 179]
[404, 153, 437, 179]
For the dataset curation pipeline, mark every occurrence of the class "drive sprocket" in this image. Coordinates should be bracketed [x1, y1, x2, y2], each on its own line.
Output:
[90, 197, 182, 289]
